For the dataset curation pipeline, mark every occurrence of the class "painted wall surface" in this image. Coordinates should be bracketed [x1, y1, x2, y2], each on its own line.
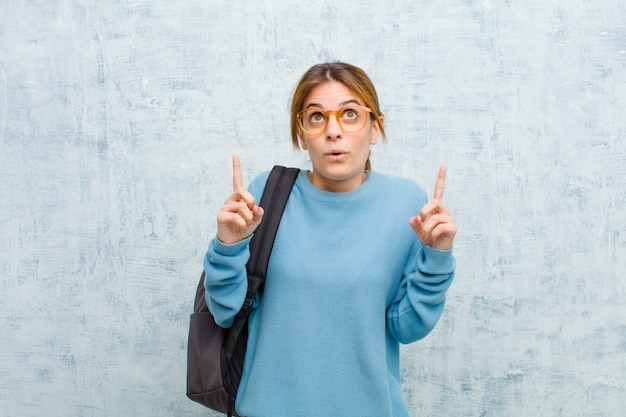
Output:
[1, 1, 624, 416]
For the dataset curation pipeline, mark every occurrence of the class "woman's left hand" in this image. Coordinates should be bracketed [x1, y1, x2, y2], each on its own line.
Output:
[410, 166, 457, 250]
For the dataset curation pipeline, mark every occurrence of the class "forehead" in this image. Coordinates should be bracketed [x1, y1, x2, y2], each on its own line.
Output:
[305, 81, 361, 108]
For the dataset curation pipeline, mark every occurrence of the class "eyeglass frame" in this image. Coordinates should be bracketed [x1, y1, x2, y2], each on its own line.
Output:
[296, 104, 374, 135]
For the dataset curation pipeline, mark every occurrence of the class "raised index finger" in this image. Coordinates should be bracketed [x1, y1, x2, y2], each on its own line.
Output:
[433, 166, 447, 201]
[232, 154, 244, 192]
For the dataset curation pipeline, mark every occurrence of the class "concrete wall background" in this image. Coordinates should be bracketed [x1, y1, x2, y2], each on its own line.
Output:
[1, 1, 624, 416]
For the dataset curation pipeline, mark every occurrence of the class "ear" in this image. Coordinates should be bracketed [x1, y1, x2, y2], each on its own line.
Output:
[370, 115, 384, 145]
[299, 135, 308, 150]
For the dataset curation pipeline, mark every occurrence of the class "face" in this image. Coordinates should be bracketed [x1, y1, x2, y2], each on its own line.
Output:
[299, 81, 382, 193]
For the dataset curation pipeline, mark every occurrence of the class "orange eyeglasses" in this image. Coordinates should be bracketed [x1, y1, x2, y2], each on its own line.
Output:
[297, 105, 373, 135]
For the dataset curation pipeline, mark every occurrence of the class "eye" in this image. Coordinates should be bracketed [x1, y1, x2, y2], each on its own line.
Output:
[340, 107, 360, 122]
[308, 111, 326, 124]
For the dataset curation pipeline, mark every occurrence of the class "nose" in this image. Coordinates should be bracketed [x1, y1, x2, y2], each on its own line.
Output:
[325, 114, 342, 140]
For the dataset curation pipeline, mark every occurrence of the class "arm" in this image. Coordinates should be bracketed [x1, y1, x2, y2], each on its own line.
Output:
[203, 236, 251, 328]
[387, 243, 456, 343]
[389, 166, 457, 343]
[203, 155, 264, 328]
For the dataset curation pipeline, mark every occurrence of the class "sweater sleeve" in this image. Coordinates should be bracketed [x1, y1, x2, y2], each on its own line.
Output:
[203, 236, 252, 328]
[387, 242, 456, 344]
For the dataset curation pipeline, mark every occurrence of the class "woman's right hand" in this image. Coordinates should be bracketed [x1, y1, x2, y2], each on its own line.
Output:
[217, 155, 264, 244]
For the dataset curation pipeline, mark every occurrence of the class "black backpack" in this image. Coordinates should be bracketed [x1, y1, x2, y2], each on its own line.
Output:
[186, 166, 300, 416]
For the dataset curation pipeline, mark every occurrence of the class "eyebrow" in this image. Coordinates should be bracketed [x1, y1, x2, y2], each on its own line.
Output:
[303, 99, 362, 109]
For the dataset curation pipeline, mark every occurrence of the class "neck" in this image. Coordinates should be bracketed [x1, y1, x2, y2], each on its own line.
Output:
[308, 170, 369, 193]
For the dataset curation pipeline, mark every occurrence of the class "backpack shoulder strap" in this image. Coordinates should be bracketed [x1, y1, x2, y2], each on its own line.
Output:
[241, 165, 300, 314]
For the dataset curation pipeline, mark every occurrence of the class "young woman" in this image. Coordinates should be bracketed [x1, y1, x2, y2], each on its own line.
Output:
[204, 62, 457, 416]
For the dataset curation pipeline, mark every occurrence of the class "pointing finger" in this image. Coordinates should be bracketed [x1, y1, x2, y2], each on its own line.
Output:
[232, 154, 244, 192]
[433, 166, 446, 201]
[231, 154, 256, 209]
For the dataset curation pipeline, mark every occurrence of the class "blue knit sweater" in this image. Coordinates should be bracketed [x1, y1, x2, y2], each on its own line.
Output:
[204, 169, 456, 417]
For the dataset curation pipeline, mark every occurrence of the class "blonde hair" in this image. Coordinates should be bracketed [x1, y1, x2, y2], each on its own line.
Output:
[290, 62, 386, 171]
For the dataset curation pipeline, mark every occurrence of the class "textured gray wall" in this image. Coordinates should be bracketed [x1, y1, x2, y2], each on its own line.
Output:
[1, 1, 625, 416]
